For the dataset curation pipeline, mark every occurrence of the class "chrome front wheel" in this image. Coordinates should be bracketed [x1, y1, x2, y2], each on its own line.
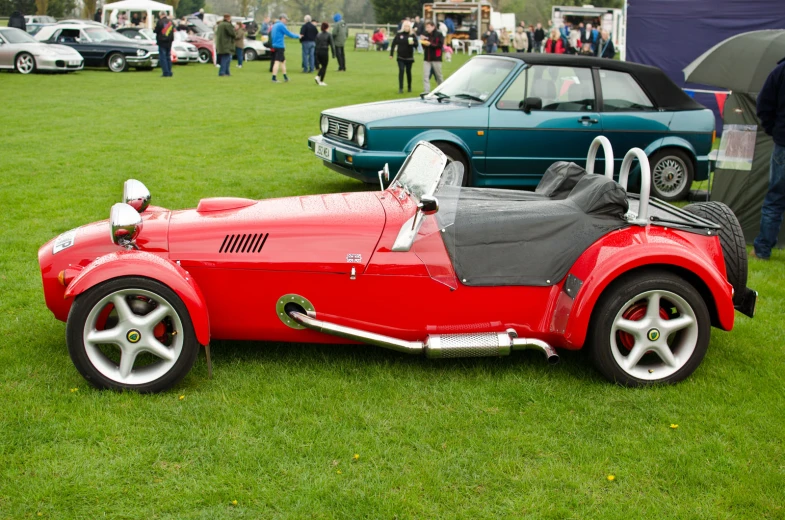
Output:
[107, 52, 127, 72]
[67, 277, 199, 392]
[15, 52, 36, 74]
[590, 271, 710, 386]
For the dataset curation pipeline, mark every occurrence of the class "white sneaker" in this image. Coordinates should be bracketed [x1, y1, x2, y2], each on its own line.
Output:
[314, 76, 320, 85]
[320, 82, 327, 86]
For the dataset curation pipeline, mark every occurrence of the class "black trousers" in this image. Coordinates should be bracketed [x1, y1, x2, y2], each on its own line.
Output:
[316, 50, 329, 81]
[397, 59, 412, 90]
[335, 46, 346, 70]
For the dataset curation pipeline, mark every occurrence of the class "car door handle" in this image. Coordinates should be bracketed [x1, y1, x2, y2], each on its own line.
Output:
[578, 116, 599, 124]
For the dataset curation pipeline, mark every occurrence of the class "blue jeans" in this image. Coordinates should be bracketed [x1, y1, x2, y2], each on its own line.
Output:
[236, 47, 243, 66]
[158, 45, 172, 76]
[301, 40, 315, 72]
[754, 143, 785, 258]
[218, 53, 231, 76]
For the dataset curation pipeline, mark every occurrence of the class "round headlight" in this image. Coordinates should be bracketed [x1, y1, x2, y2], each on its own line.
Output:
[346, 124, 354, 141]
[320, 115, 329, 134]
[356, 125, 366, 147]
[136, 49, 146, 56]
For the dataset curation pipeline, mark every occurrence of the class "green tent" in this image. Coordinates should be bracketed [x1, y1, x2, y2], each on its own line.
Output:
[710, 92, 784, 247]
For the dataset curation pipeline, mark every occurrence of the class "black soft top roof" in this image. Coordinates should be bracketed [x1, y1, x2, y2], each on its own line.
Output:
[486, 54, 705, 111]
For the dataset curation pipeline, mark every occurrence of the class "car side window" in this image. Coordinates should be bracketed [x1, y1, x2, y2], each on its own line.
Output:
[599, 70, 655, 111]
[497, 65, 595, 112]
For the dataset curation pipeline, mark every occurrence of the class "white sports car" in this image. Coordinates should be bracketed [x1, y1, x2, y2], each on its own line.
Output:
[0, 27, 83, 74]
[116, 27, 199, 64]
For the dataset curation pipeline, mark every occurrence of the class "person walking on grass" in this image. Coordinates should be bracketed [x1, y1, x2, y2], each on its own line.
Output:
[154, 11, 175, 77]
[270, 13, 302, 83]
[752, 57, 785, 260]
[390, 20, 415, 94]
[234, 22, 246, 68]
[215, 14, 235, 76]
[314, 22, 335, 86]
[483, 25, 498, 54]
[332, 13, 348, 71]
[301, 15, 318, 73]
[420, 21, 443, 94]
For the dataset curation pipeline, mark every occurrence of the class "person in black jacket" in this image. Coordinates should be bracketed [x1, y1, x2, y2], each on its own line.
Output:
[533, 22, 545, 52]
[420, 21, 443, 94]
[314, 22, 335, 86]
[300, 15, 318, 73]
[390, 21, 415, 94]
[752, 58, 785, 259]
[154, 11, 175, 77]
[595, 30, 615, 58]
[8, 11, 26, 31]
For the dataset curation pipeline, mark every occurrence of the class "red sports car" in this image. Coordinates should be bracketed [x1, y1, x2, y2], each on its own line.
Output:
[38, 140, 756, 393]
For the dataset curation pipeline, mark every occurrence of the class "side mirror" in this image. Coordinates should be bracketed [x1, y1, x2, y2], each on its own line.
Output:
[378, 163, 389, 192]
[110, 203, 143, 248]
[520, 96, 542, 113]
[418, 195, 439, 215]
[123, 179, 151, 212]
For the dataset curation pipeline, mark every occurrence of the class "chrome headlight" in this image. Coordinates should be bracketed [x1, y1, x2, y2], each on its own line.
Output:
[123, 179, 151, 212]
[346, 124, 354, 141]
[356, 125, 366, 147]
[110, 203, 143, 248]
[136, 49, 146, 56]
[320, 115, 329, 134]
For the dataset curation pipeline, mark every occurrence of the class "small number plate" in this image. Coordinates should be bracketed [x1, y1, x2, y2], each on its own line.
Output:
[69, 60, 80, 66]
[53, 228, 78, 254]
[314, 143, 333, 161]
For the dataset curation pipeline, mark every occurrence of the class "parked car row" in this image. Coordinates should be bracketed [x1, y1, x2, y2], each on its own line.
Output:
[3, 18, 269, 75]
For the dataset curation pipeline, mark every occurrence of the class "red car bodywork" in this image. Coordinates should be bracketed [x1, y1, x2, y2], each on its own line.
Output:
[184, 34, 215, 64]
[38, 187, 735, 353]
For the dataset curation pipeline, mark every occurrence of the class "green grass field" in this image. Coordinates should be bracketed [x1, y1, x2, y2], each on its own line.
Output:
[1, 47, 784, 519]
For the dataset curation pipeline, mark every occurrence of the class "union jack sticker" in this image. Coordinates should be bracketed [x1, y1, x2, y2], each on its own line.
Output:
[346, 253, 362, 263]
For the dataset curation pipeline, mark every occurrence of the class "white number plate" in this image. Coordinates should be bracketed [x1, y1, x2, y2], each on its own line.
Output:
[314, 143, 333, 161]
[53, 228, 78, 254]
[69, 60, 80, 66]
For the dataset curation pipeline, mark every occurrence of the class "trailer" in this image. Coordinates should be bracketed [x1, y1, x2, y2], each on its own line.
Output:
[551, 4, 626, 59]
[423, 1, 492, 41]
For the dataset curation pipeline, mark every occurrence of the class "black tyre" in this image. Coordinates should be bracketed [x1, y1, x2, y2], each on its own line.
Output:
[649, 148, 694, 201]
[244, 48, 257, 62]
[589, 270, 711, 386]
[198, 48, 212, 64]
[433, 142, 471, 186]
[66, 277, 200, 393]
[15, 52, 36, 74]
[683, 201, 747, 305]
[107, 52, 127, 72]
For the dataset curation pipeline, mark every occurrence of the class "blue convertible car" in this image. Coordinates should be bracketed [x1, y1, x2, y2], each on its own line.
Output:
[308, 54, 715, 201]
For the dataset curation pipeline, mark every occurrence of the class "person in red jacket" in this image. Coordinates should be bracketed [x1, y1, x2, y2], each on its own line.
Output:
[544, 28, 565, 54]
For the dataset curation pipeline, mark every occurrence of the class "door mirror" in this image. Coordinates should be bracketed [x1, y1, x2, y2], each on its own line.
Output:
[418, 195, 439, 215]
[521, 97, 542, 113]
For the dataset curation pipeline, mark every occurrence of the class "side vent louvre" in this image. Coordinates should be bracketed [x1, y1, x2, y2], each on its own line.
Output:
[219, 233, 269, 253]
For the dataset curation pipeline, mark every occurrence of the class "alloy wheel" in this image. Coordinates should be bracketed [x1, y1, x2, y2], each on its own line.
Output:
[609, 289, 699, 381]
[82, 288, 184, 385]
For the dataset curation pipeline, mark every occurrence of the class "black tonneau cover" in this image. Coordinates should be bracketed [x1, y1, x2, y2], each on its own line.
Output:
[444, 174, 630, 287]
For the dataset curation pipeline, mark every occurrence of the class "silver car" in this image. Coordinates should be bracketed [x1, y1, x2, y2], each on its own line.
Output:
[0, 27, 83, 74]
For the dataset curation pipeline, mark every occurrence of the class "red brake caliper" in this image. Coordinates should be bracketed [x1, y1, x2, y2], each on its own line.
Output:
[618, 303, 670, 350]
[153, 321, 167, 343]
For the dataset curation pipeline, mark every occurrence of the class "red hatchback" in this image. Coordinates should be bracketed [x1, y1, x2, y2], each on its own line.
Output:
[38, 140, 755, 392]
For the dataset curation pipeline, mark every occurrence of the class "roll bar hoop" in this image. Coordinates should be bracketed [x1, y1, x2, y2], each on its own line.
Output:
[619, 147, 651, 226]
[585, 136, 614, 179]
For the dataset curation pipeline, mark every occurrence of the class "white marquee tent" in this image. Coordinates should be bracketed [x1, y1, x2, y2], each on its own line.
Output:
[102, 0, 174, 30]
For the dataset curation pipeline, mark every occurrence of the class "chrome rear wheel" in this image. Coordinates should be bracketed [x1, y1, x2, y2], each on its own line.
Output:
[15, 52, 36, 74]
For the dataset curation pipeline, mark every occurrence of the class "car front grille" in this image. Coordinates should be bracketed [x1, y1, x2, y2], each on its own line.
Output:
[326, 118, 352, 140]
[219, 233, 269, 253]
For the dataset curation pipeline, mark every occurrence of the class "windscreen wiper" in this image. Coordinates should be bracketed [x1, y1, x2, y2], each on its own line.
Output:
[454, 93, 483, 102]
[433, 92, 450, 103]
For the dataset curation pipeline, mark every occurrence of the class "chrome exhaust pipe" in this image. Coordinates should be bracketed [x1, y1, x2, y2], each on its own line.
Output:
[288, 311, 424, 354]
[511, 337, 560, 365]
[288, 311, 558, 364]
